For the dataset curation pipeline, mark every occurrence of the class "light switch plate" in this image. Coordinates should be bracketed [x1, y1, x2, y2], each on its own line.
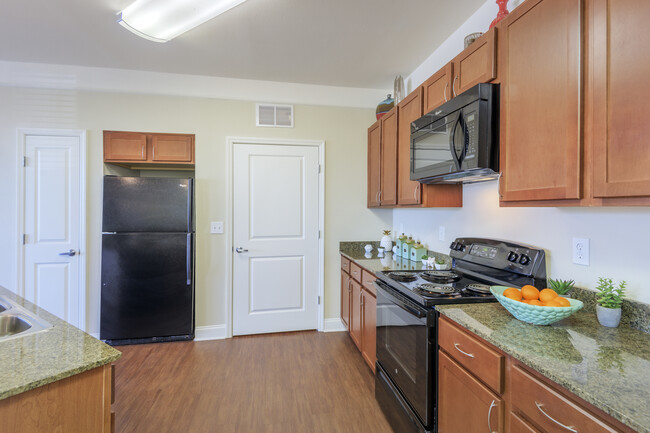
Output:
[210, 221, 224, 234]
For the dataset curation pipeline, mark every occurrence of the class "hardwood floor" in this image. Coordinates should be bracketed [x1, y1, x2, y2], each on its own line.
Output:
[114, 331, 394, 433]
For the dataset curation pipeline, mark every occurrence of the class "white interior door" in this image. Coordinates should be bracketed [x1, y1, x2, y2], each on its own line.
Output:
[21, 130, 85, 329]
[233, 142, 320, 336]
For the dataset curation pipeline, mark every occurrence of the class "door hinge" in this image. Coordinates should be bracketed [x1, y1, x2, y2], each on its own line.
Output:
[318, 230, 321, 239]
[318, 164, 322, 174]
[318, 296, 321, 305]
[22, 234, 26, 245]
[23, 156, 27, 167]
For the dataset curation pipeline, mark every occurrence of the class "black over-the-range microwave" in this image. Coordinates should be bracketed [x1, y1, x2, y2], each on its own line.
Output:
[410, 83, 499, 184]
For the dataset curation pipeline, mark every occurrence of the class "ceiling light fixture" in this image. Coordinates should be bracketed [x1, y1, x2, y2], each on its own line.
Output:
[117, 0, 248, 43]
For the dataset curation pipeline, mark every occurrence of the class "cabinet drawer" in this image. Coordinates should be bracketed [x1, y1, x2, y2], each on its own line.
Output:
[511, 364, 618, 433]
[350, 262, 362, 282]
[438, 317, 504, 394]
[341, 256, 350, 273]
[361, 269, 376, 296]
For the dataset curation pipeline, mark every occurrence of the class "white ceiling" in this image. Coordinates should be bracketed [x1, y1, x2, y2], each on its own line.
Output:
[1, 0, 486, 90]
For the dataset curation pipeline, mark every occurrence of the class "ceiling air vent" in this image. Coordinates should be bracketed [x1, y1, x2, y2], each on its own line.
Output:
[256, 104, 294, 128]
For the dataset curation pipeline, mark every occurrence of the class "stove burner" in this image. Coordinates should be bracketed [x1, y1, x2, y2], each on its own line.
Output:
[417, 284, 456, 295]
[387, 271, 418, 282]
[464, 283, 492, 294]
[421, 270, 461, 283]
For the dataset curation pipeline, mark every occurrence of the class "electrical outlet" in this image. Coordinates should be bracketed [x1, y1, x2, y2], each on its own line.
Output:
[439, 226, 445, 241]
[572, 237, 590, 266]
[210, 221, 224, 234]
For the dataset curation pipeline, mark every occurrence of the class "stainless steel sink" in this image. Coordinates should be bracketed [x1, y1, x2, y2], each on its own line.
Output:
[0, 296, 52, 342]
[0, 315, 32, 337]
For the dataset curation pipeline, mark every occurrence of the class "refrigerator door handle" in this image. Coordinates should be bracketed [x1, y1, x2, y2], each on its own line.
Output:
[186, 234, 192, 285]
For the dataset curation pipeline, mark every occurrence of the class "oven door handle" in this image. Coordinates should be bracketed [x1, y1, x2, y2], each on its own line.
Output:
[374, 281, 425, 318]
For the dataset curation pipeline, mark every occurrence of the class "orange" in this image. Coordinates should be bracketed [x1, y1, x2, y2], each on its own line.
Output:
[529, 300, 544, 306]
[521, 285, 540, 300]
[554, 297, 571, 307]
[520, 299, 530, 304]
[503, 287, 522, 301]
[546, 298, 564, 307]
[539, 288, 558, 303]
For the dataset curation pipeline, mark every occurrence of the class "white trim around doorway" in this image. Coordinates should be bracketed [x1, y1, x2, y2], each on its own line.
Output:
[16, 128, 88, 331]
[225, 137, 325, 338]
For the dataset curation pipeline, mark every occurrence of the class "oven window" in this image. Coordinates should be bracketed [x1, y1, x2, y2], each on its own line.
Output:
[376, 287, 433, 427]
[412, 116, 454, 170]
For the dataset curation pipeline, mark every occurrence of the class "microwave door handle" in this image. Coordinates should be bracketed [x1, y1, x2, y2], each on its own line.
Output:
[449, 112, 462, 170]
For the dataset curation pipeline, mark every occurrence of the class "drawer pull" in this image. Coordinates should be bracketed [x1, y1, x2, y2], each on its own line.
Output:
[535, 401, 577, 433]
[487, 400, 497, 433]
[454, 343, 475, 358]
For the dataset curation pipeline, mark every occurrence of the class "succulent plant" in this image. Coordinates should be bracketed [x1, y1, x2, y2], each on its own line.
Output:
[548, 278, 575, 295]
[435, 257, 446, 264]
[595, 277, 627, 309]
[421, 255, 429, 260]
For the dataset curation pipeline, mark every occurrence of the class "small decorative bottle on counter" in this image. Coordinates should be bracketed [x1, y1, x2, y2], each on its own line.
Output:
[410, 241, 427, 262]
[402, 236, 414, 260]
[395, 233, 407, 258]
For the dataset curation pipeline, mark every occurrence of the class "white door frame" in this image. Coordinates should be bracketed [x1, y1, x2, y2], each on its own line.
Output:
[226, 137, 325, 338]
[16, 128, 87, 331]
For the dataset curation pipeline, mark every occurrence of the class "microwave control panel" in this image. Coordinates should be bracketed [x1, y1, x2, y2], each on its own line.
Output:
[462, 112, 478, 166]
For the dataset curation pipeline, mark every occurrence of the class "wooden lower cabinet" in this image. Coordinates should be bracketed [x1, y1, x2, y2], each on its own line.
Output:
[440, 316, 636, 433]
[340, 271, 351, 330]
[340, 255, 377, 372]
[361, 290, 376, 373]
[438, 350, 504, 433]
[0, 364, 114, 433]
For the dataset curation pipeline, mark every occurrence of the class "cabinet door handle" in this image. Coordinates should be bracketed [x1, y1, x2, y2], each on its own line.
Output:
[413, 184, 419, 201]
[497, 171, 504, 199]
[375, 191, 380, 204]
[454, 343, 475, 358]
[487, 400, 497, 433]
[535, 402, 577, 432]
[444, 82, 449, 102]
[378, 190, 382, 203]
[452, 74, 459, 97]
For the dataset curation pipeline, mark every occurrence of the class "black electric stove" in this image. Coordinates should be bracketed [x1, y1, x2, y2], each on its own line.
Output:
[375, 237, 548, 308]
[375, 238, 547, 433]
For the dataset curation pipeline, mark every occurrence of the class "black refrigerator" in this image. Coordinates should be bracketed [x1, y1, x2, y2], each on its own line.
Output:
[100, 176, 195, 345]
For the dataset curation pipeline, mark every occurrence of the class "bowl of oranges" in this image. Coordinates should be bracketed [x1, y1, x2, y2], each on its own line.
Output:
[490, 285, 583, 325]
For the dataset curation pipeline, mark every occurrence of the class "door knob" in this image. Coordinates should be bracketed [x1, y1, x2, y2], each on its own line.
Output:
[235, 247, 249, 253]
[58, 249, 77, 256]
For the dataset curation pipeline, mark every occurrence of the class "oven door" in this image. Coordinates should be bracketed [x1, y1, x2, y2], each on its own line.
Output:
[375, 281, 435, 429]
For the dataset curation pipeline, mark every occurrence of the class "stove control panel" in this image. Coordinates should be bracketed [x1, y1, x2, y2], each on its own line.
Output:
[450, 237, 547, 279]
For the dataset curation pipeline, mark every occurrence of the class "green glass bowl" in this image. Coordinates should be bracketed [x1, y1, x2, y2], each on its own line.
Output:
[490, 286, 584, 325]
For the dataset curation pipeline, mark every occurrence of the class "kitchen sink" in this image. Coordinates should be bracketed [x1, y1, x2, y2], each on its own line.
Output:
[0, 296, 52, 342]
[0, 315, 32, 337]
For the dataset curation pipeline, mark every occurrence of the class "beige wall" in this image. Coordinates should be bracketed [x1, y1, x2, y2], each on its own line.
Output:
[0, 86, 392, 334]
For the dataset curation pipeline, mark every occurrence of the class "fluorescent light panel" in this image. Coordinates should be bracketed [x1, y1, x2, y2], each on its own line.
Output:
[118, 0, 248, 43]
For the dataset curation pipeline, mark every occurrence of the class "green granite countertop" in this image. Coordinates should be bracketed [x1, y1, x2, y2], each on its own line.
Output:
[340, 241, 437, 275]
[437, 303, 650, 433]
[0, 286, 121, 400]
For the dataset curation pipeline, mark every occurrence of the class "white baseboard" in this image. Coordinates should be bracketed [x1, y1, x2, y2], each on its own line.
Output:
[323, 318, 347, 333]
[194, 324, 228, 341]
[89, 332, 100, 339]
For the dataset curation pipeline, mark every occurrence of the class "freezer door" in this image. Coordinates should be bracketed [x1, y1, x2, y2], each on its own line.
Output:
[102, 176, 193, 232]
[100, 233, 194, 341]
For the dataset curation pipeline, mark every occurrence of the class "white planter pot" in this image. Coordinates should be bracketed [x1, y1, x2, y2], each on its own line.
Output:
[434, 263, 449, 270]
[596, 305, 622, 328]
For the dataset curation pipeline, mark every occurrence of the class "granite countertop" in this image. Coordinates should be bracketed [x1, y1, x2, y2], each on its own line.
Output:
[340, 241, 435, 274]
[0, 286, 121, 400]
[436, 303, 650, 433]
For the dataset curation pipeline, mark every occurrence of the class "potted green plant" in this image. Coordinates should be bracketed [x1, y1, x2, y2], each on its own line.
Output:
[420, 255, 430, 266]
[434, 257, 448, 270]
[548, 278, 575, 297]
[595, 277, 627, 328]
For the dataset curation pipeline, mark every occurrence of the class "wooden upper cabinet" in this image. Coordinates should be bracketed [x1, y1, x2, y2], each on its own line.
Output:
[499, 0, 582, 202]
[398, 88, 424, 205]
[451, 27, 497, 97]
[104, 131, 195, 168]
[423, 63, 453, 113]
[367, 121, 381, 207]
[103, 131, 147, 162]
[151, 134, 194, 163]
[591, 0, 650, 199]
[380, 108, 398, 206]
